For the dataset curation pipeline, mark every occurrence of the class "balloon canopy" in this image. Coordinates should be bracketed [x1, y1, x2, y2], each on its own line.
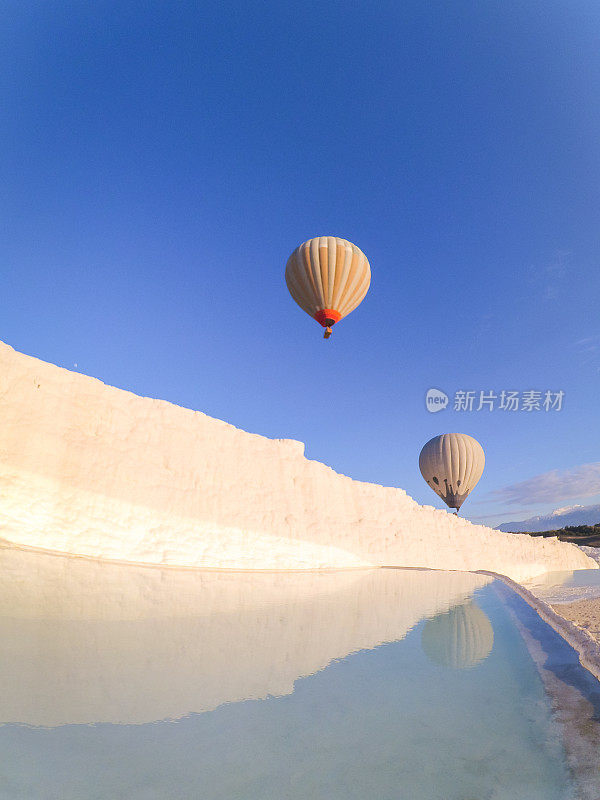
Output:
[419, 433, 485, 511]
[285, 236, 371, 338]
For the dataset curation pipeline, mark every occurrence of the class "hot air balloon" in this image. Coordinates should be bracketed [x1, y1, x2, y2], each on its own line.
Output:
[285, 236, 371, 338]
[419, 433, 485, 513]
[421, 602, 494, 669]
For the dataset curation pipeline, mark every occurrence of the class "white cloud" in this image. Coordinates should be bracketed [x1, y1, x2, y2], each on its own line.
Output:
[535, 249, 571, 302]
[469, 510, 533, 521]
[491, 462, 600, 506]
[575, 334, 600, 370]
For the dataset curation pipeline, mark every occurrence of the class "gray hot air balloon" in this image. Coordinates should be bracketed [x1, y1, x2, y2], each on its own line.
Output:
[421, 602, 494, 669]
[419, 433, 485, 513]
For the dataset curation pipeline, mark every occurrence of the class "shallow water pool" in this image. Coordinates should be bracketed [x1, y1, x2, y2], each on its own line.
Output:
[524, 568, 600, 604]
[0, 546, 599, 799]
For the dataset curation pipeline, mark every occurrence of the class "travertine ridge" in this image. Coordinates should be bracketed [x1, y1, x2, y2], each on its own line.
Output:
[0, 341, 595, 580]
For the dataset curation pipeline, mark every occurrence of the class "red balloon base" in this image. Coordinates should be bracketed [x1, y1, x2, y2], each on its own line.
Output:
[314, 308, 342, 327]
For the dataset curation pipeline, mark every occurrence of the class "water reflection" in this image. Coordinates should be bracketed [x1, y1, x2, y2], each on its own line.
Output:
[421, 602, 494, 669]
[0, 546, 491, 726]
[0, 547, 589, 800]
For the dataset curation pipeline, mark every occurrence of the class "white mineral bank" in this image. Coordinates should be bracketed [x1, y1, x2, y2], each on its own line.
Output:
[0, 341, 595, 580]
[0, 546, 491, 726]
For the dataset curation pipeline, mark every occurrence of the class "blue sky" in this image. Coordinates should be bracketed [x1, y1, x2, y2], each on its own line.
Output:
[2, 1, 600, 527]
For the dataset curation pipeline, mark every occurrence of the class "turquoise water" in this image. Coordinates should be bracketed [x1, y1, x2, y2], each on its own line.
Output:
[524, 568, 600, 604]
[0, 549, 597, 799]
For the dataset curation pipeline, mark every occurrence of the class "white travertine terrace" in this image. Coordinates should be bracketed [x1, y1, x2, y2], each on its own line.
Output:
[0, 341, 595, 580]
[0, 546, 491, 726]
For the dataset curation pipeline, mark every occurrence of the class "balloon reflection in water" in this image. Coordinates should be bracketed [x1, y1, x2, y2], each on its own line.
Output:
[421, 602, 494, 669]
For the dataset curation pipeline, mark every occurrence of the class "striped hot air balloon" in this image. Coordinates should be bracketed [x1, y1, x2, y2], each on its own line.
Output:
[419, 433, 485, 513]
[285, 236, 371, 338]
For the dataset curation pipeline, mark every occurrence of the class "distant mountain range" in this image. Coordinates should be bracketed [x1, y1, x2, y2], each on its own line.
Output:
[497, 504, 600, 532]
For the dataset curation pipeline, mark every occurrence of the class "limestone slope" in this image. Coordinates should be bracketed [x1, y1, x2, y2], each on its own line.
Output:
[0, 342, 594, 579]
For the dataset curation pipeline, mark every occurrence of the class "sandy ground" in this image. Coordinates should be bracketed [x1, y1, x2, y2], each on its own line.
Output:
[552, 599, 600, 642]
